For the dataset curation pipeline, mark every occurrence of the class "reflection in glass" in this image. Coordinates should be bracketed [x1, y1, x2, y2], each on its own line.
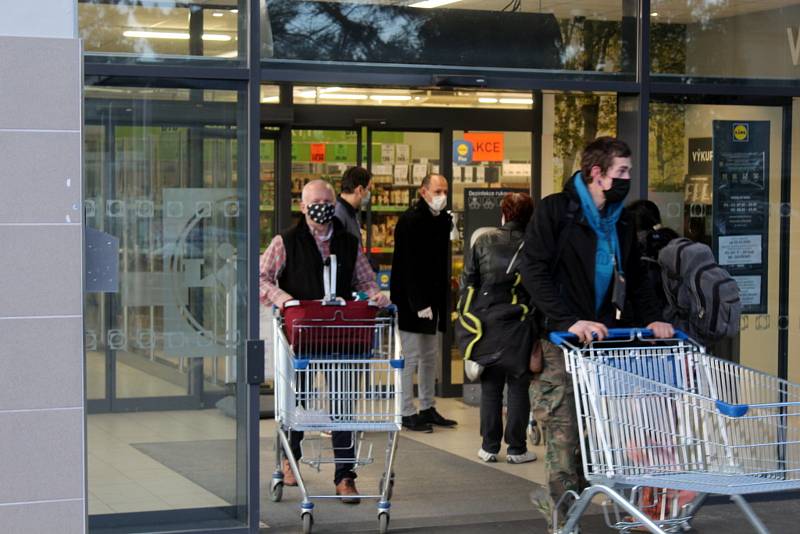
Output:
[80, 0, 244, 61]
[263, 0, 634, 74]
[549, 92, 617, 193]
[84, 84, 248, 528]
[651, 1, 800, 80]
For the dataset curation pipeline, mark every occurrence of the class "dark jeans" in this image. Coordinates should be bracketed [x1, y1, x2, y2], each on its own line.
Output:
[479, 363, 531, 455]
[289, 430, 357, 485]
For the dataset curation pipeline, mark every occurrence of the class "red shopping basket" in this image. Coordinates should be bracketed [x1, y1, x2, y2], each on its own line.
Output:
[282, 300, 379, 358]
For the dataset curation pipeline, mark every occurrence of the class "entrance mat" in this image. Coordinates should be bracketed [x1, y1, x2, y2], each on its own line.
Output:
[133, 435, 547, 532]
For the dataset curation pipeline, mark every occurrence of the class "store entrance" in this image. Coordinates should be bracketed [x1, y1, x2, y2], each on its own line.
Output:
[260, 95, 537, 397]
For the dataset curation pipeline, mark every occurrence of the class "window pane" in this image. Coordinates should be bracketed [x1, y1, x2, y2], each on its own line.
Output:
[651, 1, 800, 81]
[80, 0, 245, 62]
[649, 100, 784, 374]
[84, 83, 249, 529]
[263, 0, 636, 76]
[543, 92, 618, 197]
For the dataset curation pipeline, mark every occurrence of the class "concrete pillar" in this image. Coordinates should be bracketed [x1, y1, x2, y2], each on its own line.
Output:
[0, 2, 85, 533]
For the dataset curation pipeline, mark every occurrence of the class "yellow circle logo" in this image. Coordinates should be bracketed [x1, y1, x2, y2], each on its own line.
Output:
[733, 124, 748, 141]
[457, 143, 468, 156]
[380, 274, 389, 284]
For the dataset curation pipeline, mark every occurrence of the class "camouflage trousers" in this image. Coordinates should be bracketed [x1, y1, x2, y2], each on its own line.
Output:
[530, 339, 586, 509]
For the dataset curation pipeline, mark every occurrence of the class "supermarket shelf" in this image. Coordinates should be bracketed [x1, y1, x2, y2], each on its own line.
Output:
[371, 205, 407, 212]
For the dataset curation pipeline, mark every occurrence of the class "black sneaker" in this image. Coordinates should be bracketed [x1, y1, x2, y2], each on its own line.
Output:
[402, 414, 433, 432]
[419, 407, 457, 427]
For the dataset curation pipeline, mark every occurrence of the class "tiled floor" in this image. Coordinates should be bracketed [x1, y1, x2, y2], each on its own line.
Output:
[87, 396, 546, 516]
[87, 409, 236, 514]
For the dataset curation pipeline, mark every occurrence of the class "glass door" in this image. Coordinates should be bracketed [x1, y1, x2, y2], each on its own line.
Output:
[84, 84, 252, 531]
[648, 98, 787, 373]
[365, 130, 441, 279]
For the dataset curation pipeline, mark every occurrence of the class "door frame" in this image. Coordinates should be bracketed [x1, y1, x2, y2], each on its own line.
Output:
[262, 101, 538, 397]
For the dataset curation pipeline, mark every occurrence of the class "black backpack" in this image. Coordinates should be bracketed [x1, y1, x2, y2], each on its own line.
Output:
[658, 237, 741, 344]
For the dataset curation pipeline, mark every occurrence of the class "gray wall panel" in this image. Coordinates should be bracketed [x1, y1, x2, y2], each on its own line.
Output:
[0, 131, 82, 224]
[0, 0, 76, 39]
[0, 409, 83, 503]
[0, 317, 83, 411]
[0, 500, 84, 534]
[0, 225, 82, 317]
[0, 36, 81, 131]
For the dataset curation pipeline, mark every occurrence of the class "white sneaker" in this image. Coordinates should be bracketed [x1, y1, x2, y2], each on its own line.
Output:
[478, 448, 498, 462]
[507, 450, 537, 464]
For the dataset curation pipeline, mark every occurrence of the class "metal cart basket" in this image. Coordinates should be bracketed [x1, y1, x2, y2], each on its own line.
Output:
[270, 303, 403, 534]
[549, 328, 800, 534]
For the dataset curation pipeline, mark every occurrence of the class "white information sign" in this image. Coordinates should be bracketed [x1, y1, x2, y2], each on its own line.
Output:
[732, 275, 761, 307]
[718, 235, 762, 265]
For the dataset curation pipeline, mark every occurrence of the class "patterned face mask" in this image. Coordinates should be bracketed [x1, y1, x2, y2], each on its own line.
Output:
[307, 202, 335, 224]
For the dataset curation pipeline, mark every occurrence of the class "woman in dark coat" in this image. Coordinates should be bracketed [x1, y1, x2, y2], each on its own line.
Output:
[457, 192, 537, 464]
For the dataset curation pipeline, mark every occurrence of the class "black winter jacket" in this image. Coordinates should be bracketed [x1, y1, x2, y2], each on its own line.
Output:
[519, 174, 664, 334]
[390, 198, 452, 334]
[457, 220, 534, 377]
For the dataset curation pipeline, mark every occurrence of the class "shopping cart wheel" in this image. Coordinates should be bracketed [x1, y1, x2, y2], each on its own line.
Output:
[379, 473, 395, 501]
[302, 512, 313, 534]
[269, 479, 283, 502]
[528, 421, 542, 447]
[378, 511, 390, 534]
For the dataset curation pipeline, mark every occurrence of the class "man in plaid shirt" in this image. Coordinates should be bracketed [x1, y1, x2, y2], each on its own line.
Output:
[260, 180, 388, 309]
[260, 179, 389, 503]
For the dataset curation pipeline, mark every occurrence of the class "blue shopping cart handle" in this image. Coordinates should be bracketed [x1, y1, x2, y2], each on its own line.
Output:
[549, 327, 688, 345]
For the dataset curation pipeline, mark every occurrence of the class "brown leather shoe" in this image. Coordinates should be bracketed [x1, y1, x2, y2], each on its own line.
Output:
[282, 459, 298, 486]
[335, 478, 361, 504]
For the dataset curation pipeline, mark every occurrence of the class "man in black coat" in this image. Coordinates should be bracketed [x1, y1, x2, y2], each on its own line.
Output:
[519, 137, 674, 527]
[390, 173, 458, 432]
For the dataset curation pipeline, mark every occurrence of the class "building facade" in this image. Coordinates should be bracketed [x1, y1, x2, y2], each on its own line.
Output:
[3, 1, 800, 533]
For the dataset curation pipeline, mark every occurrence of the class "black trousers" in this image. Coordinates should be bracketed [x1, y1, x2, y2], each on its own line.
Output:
[289, 367, 357, 485]
[289, 430, 357, 485]
[479, 363, 531, 455]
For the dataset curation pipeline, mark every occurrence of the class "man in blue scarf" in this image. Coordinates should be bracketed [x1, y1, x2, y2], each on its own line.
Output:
[519, 137, 673, 530]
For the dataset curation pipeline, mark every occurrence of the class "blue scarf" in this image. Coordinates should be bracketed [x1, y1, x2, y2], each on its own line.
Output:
[572, 173, 624, 312]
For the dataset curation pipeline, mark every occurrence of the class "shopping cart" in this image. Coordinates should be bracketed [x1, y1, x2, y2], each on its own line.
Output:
[548, 328, 800, 534]
[270, 301, 403, 534]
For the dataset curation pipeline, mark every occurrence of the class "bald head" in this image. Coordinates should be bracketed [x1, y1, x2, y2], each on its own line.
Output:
[302, 179, 335, 205]
[419, 173, 449, 213]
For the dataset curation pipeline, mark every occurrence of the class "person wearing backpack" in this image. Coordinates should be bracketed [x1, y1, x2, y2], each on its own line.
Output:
[456, 192, 538, 465]
[658, 237, 741, 346]
[625, 199, 680, 312]
[519, 136, 674, 530]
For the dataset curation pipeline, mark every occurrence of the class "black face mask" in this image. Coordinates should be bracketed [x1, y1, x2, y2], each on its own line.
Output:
[307, 202, 335, 225]
[603, 178, 630, 204]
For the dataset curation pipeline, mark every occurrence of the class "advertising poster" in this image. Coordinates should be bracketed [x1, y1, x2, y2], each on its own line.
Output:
[712, 120, 770, 314]
[463, 132, 504, 162]
[463, 188, 526, 259]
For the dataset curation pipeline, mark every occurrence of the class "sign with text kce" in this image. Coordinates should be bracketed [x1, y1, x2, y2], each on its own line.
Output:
[463, 132, 504, 162]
